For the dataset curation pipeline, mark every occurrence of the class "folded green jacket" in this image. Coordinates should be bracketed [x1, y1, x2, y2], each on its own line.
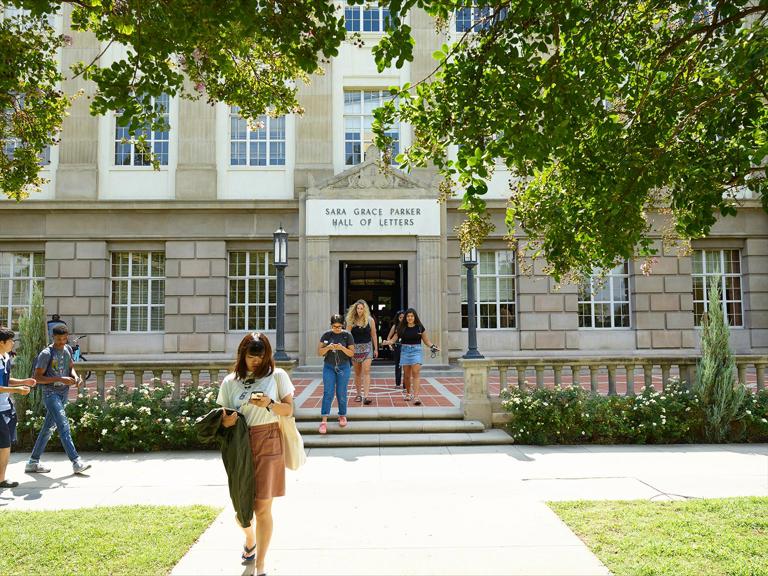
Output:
[196, 407, 254, 528]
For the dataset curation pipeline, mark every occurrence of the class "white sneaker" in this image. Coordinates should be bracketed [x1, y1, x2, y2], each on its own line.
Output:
[72, 460, 92, 474]
[25, 462, 51, 473]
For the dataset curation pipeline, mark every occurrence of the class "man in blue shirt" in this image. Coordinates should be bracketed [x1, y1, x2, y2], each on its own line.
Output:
[25, 325, 91, 475]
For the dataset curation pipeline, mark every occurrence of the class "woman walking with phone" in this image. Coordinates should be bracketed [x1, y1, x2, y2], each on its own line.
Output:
[217, 332, 295, 575]
[317, 314, 355, 434]
[383, 308, 439, 406]
[346, 299, 378, 405]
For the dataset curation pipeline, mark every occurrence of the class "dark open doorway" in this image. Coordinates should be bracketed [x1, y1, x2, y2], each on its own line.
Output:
[339, 261, 407, 362]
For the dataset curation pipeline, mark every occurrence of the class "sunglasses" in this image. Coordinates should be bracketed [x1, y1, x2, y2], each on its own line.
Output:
[331, 324, 343, 329]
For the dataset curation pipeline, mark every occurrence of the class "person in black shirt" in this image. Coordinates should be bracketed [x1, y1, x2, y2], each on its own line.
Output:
[317, 314, 355, 434]
[383, 308, 439, 406]
[386, 310, 405, 388]
[345, 300, 378, 405]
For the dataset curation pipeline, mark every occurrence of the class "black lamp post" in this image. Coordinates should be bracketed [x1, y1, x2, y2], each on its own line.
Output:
[462, 247, 484, 359]
[273, 225, 289, 361]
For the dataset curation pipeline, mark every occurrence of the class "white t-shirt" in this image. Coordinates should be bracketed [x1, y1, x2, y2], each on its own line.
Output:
[216, 367, 295, 427]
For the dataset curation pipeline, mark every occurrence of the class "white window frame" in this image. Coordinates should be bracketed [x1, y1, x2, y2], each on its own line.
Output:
[343, 89, 400, 166]
[229, 107, 286, 167]
[692, 249, 744, 328]
[460, 250, 516, 330]
[114, 93, 171, 167]
[0, 252, 44, 330]
[344, 2, 390, 32]
[454, 4, 505, 33]
[110, 252, 165, 333]
[227, 251, 277, 332]
[578, 262, 631, 329]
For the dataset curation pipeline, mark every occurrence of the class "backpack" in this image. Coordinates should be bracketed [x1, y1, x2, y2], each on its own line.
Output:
[33, 344, 74, 378]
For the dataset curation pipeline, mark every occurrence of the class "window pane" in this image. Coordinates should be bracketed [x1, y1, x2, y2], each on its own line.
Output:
[130, 307, 148, 331]
[704, 250, 721, 274]
[151, 280, 165, 305]
[229, 252, 246, 277]
[692, 250, 703, 274]
[724, 250, 741, 274]
[13, 253, 30, 277]
[132, 253, 149, 277]
[111, 307, 128, 331]
[112, 280, 129, 305]
[131, 279, 149, 305]
[112, 253, 130, 277]
[497, 251, 515, 276]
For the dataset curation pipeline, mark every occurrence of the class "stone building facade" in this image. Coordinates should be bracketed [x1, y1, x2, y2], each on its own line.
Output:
[1, 6, 767, 365]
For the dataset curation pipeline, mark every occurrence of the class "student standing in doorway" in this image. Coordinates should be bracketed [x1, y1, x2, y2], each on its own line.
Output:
[383, 308, 439, 406]
[317, 314, 355, 434]
[346, 300, 378, 405]
[386, 310, 405, 389]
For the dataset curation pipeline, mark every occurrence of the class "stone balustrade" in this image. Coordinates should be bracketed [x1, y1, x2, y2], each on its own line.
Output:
[459, 355, 768, 427]
[74, 359, 298, 400]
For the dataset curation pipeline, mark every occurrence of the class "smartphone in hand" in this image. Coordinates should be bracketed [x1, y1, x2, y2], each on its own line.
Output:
[250, 391, 264, 400]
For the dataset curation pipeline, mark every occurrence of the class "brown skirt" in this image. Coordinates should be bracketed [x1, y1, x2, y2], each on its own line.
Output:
[249, 422, 285, 500]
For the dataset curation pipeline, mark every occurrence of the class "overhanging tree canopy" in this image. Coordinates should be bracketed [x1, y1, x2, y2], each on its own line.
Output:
[1, 0, 345, 198]
[372, 0, 768, 279]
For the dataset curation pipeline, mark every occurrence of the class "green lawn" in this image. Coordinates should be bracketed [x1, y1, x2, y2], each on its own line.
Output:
[551, 497, 768, 576]
[0, 505, 220, 576]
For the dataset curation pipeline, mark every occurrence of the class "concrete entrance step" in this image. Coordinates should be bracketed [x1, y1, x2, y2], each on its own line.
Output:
[303, 428, 513, 448]
[293, 364, 461, 376]
[294, 407, 463, 421]
[297, 419, 485, 435]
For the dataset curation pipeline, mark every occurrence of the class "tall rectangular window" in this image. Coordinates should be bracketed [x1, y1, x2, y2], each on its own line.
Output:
[114, 93, 170, 166]
[110, 252, 165, 332]
[455, 4, 499, 32]
[578, 262, 631, 328]
[344, 89, 399, 166]
[344, 2, 390, 32]
[692, 249, 743, 327]
[228, 252, 276, 331]
[230, 107, 286, 166]
[461, 251, 516, 329]
[0, 252, 44, 330]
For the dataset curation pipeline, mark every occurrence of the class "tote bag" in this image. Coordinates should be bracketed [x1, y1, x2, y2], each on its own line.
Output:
[279, 414, 306, 470]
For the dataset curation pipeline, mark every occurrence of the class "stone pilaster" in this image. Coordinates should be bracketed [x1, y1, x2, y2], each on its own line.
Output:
[303, 237, 331, 365]
[44, 241, 109, 352]
[746, 238, 768, 350]
[56, 5, 99, 199]
[164, 240, 227, 353]
[417, 237, 442, 363]
[175, 85, 217, 200]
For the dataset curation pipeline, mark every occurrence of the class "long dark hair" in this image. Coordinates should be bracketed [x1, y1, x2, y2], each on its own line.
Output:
[233, 332, 275, 380]
[397, 308, 423, 338]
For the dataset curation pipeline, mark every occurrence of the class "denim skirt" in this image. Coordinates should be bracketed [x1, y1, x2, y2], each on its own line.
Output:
[399, 344, 423, 366]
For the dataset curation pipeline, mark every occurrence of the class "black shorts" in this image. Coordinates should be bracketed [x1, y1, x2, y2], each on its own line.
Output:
[0, 409, 17, 449]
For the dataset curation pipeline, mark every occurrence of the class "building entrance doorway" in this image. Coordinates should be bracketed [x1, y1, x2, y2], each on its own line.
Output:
[339, 261, 407, 362]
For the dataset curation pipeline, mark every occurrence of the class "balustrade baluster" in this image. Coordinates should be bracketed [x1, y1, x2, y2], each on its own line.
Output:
[172, 370, 182, 400]
[553, 365, 562, 387]
[535, 366, 544, 389]
[191, 369, 200, 388]
[661, 364, 671, 391]
[570, 365, 580, 388]
[607, 364, 617, 396]
[757, 364, 765, 392]
[114, 370, 124, 389]
[152, 370, 163, 385]
[625, 365, 635, 396]
[498, 366, 508, 396]
[516, 365, 526, 390]
[96, 369, 106, 400]
[737, 363, 747, 386]
[643, 364, 653, 391]
[589, 365, 598, 393]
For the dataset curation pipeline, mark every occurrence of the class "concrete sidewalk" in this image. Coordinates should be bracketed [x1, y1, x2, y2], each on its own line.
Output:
[2, 444, 767, 575]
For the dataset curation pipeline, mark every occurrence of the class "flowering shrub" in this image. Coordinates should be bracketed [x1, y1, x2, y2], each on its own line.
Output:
[15, 380, 220, 452]
[501, 379, 766, 445]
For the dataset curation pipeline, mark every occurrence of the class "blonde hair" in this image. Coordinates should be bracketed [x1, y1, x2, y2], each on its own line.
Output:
[346, 299, 371, 328]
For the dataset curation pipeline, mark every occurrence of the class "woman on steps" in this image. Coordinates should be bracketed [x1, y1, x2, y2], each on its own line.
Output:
[383, 308, 439, 406]
[317, 314, 355, 434]
[346, 300, 378, 405]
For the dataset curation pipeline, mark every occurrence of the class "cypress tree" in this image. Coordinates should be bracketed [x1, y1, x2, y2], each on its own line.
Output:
[694, 276, 746, 442]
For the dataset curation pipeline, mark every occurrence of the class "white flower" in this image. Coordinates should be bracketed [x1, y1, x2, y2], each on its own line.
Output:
[101, 428, 108, 436]
[138, 406, 151, 415]
[131, 424, 138, 431]
[745, 410, 752, 416]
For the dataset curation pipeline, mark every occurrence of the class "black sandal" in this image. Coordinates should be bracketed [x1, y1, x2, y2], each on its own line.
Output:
[363, 397, 372, 405]
[242, 543, 256, 563]
[0, 480, 19, 488]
